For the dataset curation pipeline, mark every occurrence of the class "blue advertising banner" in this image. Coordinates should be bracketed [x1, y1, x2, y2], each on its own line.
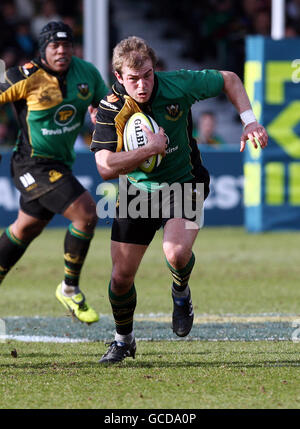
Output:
[244, 36, 300, 232]
[0, 148, 244, 228]
[201, 148, 244, 226]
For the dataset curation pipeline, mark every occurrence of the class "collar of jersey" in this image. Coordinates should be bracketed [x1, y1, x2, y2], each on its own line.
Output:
[34, 56, 70, 80]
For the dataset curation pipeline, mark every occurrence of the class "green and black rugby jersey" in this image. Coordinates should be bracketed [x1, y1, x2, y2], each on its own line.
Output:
[0, 56, 108, 168]
[91, 69, 224, 192]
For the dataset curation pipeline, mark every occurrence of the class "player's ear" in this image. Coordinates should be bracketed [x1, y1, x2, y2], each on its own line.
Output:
[115, 71, 123, 84]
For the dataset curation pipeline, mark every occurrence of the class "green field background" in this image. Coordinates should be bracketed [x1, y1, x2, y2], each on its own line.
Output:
[1, 227, 300, 409]
[1, 227, 299, 317]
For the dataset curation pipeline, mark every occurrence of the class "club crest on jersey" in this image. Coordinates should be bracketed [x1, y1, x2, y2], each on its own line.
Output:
[49, 170, 63, 183]
[107, 94, 119, 103]
[54, 104, 77, 126]
[77, 83, 91, 99]
[165, 104, 182, 121]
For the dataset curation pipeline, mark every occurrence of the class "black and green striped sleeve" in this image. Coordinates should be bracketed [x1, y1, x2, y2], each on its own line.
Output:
[90, 97, 119, 153]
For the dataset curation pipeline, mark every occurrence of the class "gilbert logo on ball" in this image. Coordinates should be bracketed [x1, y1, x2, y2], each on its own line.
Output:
[123, 112, 162, 173]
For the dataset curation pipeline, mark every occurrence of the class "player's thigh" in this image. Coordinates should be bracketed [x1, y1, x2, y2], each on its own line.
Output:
[39, 174, 87, 215]
[63, 190, 97, 230]
[110, 216, 154, 289]
[111, 240, 148, 276]
[162, 218, 199, 267]
[111, 239, 148, 290]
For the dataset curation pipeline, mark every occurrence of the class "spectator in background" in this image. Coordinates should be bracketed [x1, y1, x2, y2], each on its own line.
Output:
[287, 0, 300, 22]
[15, 0, 35, 20]
[1, 1, 19, 28]
[285, 19, 300, 37]
[240, 0, 271, 33]
[1, 48, 19, 69]
[196, 111, 227, 148]
[62, 15, 83, 44]
[31, 0, 61, 39]
[0, 1, 20, 55]
[15, 19, 37, 58]
[251, 8, 271, 36]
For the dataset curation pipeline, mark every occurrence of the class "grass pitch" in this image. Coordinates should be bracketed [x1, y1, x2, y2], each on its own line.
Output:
[0, 227, 300, 409]
[1, 341, 300, 409]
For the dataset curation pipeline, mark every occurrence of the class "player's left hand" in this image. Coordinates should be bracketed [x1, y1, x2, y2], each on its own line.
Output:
[88, 105, 98, 125]
[240, 122, 268, 152]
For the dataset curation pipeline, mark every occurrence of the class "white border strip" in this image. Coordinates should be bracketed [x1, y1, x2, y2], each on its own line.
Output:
[0, 335, 291, 344]
[1, 335, 89, 343]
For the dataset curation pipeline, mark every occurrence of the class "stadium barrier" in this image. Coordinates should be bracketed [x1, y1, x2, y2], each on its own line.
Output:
[244, 36, 300, 231]
[0, 147, 244, 227]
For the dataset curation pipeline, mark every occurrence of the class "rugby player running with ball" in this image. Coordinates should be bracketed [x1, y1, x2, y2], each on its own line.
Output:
[91, 36, 268, 363]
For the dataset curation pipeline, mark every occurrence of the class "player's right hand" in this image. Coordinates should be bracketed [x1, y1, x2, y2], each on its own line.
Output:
[141, 126, 168, 157]
[88, 105, 98, 125]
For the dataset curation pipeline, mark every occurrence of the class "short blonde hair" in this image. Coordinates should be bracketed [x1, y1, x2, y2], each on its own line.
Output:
[112, 36, 157, 75]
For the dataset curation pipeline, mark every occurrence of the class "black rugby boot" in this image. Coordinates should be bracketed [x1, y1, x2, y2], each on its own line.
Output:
[99, 340, 136, 364]
[172, 291, 194, 337]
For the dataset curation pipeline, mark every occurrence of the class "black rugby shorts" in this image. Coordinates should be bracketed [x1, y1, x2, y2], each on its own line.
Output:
[111, 180, 204, 245]
[11, 153, 86, 220]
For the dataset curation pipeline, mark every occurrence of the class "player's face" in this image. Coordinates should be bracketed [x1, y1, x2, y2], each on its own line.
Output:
[116, 59, 155, 104]
[44, 41, 73, 73]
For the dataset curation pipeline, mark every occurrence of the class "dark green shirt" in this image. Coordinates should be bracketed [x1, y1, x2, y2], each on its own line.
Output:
[0, 56, 108, 168]
[91, 69, 224, 191]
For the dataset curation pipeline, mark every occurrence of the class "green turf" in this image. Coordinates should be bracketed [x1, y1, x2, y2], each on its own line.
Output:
[0, 227, 300, 409]
[1, 227, 299, 316]
[1, 340, 300, 409]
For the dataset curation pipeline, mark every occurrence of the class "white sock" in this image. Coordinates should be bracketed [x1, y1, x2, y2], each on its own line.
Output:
[61, 281, 80, 297]
[115, 331, 135, 345]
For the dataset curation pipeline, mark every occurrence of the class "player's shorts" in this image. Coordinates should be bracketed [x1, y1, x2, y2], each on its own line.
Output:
[111, 179, 204, 245]
[11, 152, 86, 220]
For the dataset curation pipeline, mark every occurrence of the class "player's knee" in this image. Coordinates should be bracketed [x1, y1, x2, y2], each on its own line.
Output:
[75, 209, 98, 231]
[12, 221, 45, 241]
[163, 243, 190, 269]
[84, 210, 98, 229]
[111, 269, 134, 292]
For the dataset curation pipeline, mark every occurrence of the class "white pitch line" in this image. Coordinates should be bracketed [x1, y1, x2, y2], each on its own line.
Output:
[1, 335, 89, 343]
[1, 335, 292, 344]
[1, 314, 297, 343]
[134, 313, 300, 323]
[4, 312, 299, 323]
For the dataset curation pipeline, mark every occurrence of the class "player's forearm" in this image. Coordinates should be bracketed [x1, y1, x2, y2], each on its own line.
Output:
[95, 146, 157, 180]
[220, 71, 253, 116]
[0, 83, 24, 105]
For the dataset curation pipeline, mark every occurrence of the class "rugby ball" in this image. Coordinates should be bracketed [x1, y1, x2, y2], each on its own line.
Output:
[123, 112, 162, 173]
